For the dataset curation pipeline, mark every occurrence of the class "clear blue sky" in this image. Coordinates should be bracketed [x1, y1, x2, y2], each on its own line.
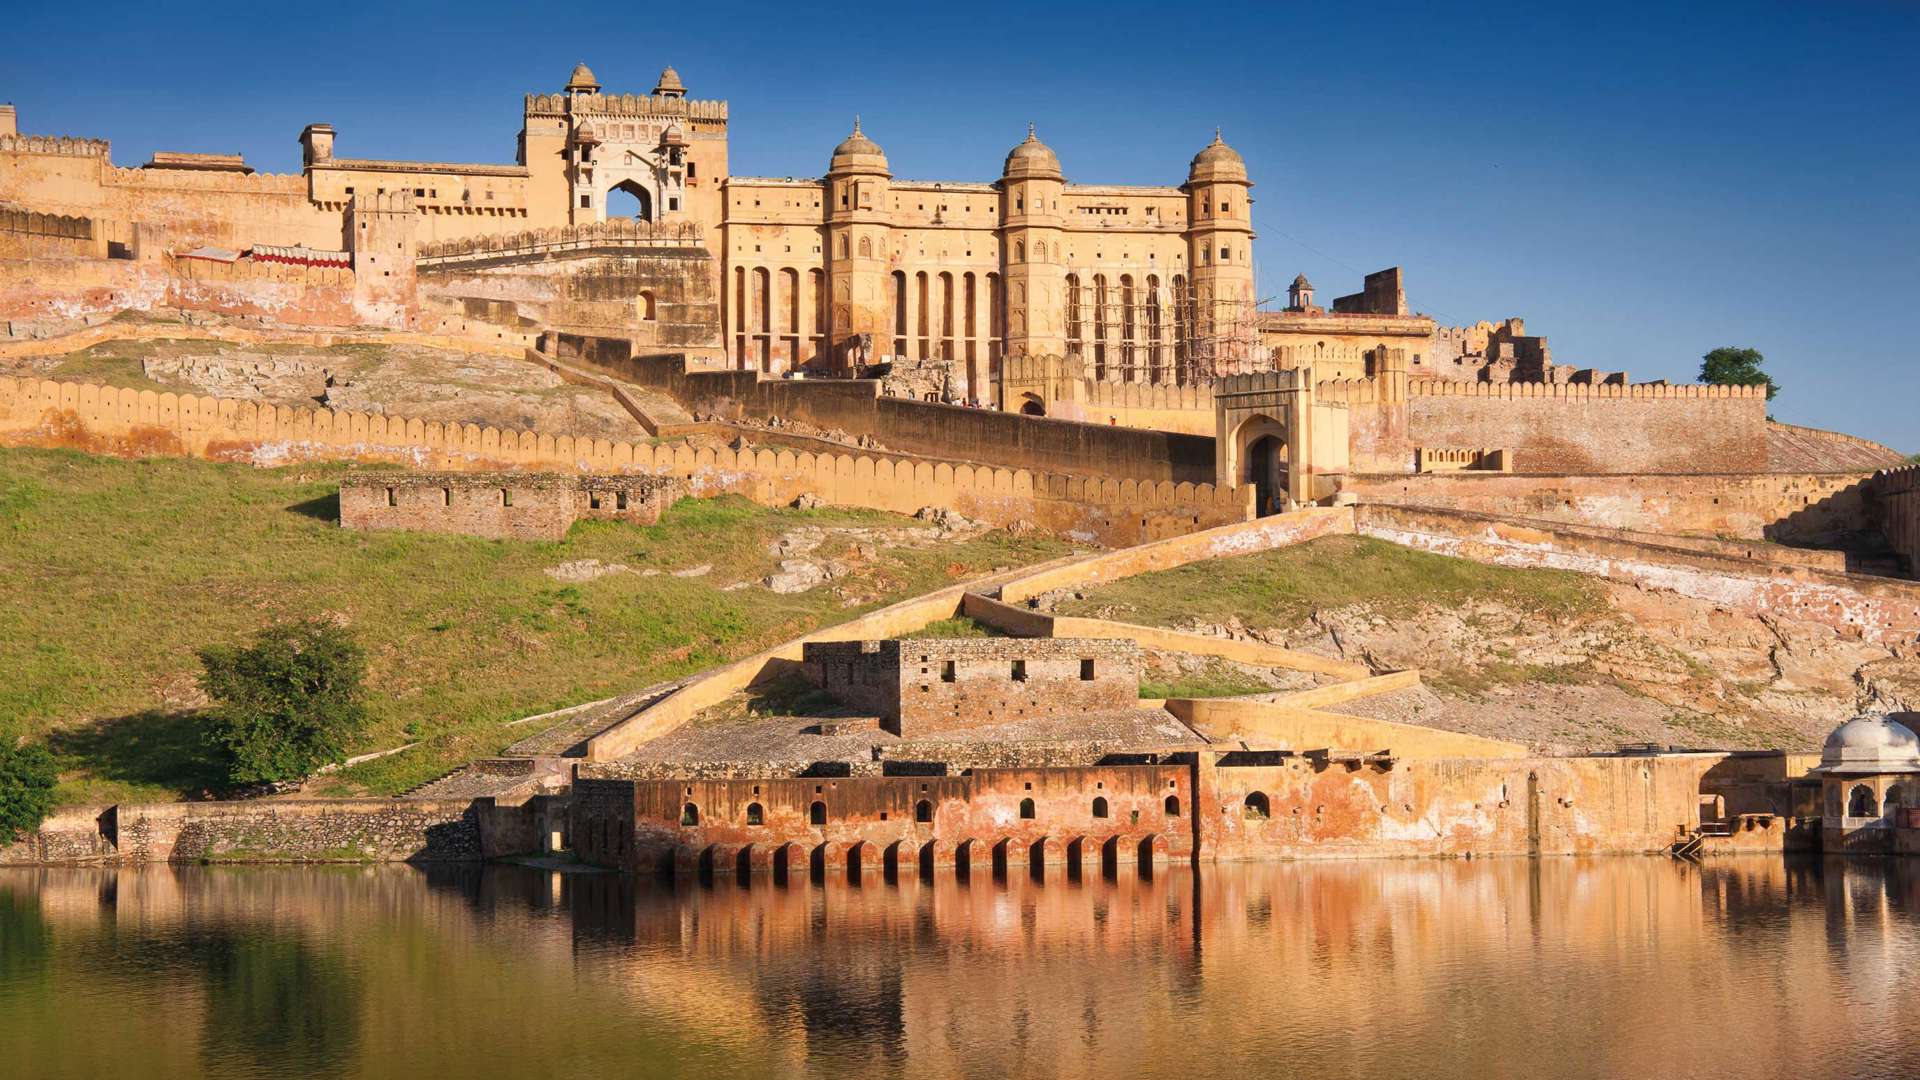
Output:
[8, 0, 1916, 450]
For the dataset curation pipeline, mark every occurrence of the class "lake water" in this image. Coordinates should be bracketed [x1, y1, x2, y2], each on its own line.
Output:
[2, 857, 1917, 1079]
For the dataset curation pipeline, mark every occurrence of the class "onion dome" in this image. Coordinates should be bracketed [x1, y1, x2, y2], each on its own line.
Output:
[828, 117, 889, 176]
[1188, 128, 1248, 184]
[654, 66, 686, 97]
[1002, 123, 1062, 181]
[1291, 273, 1312, 289]
[1816, 714, 1920, 775]
[565, 62, 601, 94]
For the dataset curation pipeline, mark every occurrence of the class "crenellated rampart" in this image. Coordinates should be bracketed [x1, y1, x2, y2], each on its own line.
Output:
[0, 134, 110, 157]
[0, 376, 1249, 546]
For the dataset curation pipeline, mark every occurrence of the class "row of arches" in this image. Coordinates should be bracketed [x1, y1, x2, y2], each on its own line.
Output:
[666, 834, 1175, 886]
[731, 265, 829, 372]
[1834, 783, 1911, 819]
[1065, 272, 1193, 384]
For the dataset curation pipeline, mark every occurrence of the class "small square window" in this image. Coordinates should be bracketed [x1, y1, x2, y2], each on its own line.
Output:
[941, 661, 956, 683]
[501, 488, 512, 507]
[384, 487, 396, 507]
[1080, 659, 1095, 681]
[580, 195, 592, 208]
[441, 488, 452, 506]
[1011, 660, 1027, 681]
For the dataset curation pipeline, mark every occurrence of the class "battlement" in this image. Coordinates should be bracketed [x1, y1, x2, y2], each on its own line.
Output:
[1409, 379, 1767, 401]
[524, 93, 728, 122]
[0, 206, 93, 241]
[103, 165, 307, 192]
[350, 189, 417, 216]
[0, 134, 110, 158]
[416, 219, 704, 265]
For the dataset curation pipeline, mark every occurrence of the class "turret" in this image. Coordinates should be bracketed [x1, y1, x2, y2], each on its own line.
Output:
[565, 62, 601, 96]
[823, 119, 893, 369]
[299, 123, 335, 167]
[1183, 129, 1256, 375]
[653, 66, 686, 99]
[1286, 273, 1316, 313]
[999, 124, 1068, 362]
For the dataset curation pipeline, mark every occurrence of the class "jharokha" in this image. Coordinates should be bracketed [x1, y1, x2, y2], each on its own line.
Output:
[4, 64, 1919, 875]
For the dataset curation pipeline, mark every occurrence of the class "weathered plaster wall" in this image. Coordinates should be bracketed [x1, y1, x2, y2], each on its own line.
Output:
[1870, 465, 1920, 577]
[338, 471, 678, 540]
[805, 637, 1141, 735]
[570, 750, 1718, 871]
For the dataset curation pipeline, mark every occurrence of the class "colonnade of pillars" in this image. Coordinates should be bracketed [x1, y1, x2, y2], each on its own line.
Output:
[731, 265, 830, 373]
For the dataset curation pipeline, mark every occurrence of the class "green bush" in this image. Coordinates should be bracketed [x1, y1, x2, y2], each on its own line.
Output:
[199, 620, 370, 785]
[0, 742, 59, 840]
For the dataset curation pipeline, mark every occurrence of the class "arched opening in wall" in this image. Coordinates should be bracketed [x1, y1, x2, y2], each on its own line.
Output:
[892, 270, 908, 359]
[1243, 792, 1270, 820]
[1019, 798, 1036, 820]
[680, 802, 700, 826]
[638, 291, 657, 322]
[1887, 784, 1910, 820]
[1020, 394, 1046, 417]
[746, 802, 765, 826]
[1165, 795, 1181, 817]
[915, 799, 934, 824]
[810, 800, 828, 826]
[1245, 434, 1289, 516]
[1849, 784, 1879, 818]
[1092, 797, 1110, 819]
[607, 180, 653, 222]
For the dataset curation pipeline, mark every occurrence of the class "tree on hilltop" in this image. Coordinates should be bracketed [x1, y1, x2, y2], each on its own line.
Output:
[199, 620, 370, 785]
[0, 740, 59, 841]
[1699, 346, 1778, 400]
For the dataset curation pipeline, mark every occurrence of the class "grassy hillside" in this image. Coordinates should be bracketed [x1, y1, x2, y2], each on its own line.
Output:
[1055, 534, 1603, 629]
[0, 447, 1069, 804]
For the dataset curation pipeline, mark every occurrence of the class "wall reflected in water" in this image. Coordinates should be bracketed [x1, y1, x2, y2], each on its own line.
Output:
[3, 857, 1919, 1080]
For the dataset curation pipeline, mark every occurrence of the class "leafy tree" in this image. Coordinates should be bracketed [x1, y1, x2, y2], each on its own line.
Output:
[198, 620, 369, 785]
[0, 741, 59, 841]
[1699, 346, 1778, 400]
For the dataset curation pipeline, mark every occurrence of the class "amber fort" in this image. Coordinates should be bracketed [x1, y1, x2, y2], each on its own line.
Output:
[4, 61, 1920, 874]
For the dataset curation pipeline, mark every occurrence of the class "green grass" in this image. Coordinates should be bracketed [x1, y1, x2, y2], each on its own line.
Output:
[898, 616, 1005, 640]
[1057, 535, 1603, 630]
[0, 447, 1068, 804]
[1139, 664, 1276, 700]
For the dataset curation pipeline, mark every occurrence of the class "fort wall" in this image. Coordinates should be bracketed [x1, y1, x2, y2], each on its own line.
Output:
[1338, 469, 1880, 547]
[1870, 465, 1920, 577]
[1354, 503, 1920, 643]
[0, 799, 484, 865]
[0, 377, 1249, 547]
[567, 348, 1218, 485]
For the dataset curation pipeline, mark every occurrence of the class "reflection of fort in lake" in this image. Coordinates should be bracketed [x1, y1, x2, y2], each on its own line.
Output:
[6, 858, 1920, 1079]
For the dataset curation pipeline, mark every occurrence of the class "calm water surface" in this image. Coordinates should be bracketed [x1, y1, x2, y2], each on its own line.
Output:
[3, 856, 1917, 1079]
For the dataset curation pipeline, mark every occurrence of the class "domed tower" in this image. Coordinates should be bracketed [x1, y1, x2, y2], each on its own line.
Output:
[823, 119, 893, 370]
[1183, 130, 1256, 375]
[999, 124, 1068, 364]
[565, 62, 601, 97]
[1815, 713, 1920, 853]
[653, 66, 686, 99]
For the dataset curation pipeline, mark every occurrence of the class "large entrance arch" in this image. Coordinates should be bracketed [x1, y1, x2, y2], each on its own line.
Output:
[1245, 432, 1289, 516]
[607, 179, 653, 222]
[1212, 369, 1344, 513]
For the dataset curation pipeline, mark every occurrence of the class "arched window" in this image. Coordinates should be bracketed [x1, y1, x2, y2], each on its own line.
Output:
[915, 799, 933, 824]
[1019, 798, 1035, 820]
[1034, 241, 1046, 261]
[746, 802, 764, 826]
[638, 291, 656, 321]
[1092, 797, 1109, 819]
[810, 800, 827, 825]
[1164, 795, 1181, 817]
[1244, 792, 1270, 820]
[838, 235, 849, 257]
[1015, 241, 1025, 262]
[1849, 784, 1878, 818]
[858, 236, 872, 258]
[680, 802, 699, 826]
